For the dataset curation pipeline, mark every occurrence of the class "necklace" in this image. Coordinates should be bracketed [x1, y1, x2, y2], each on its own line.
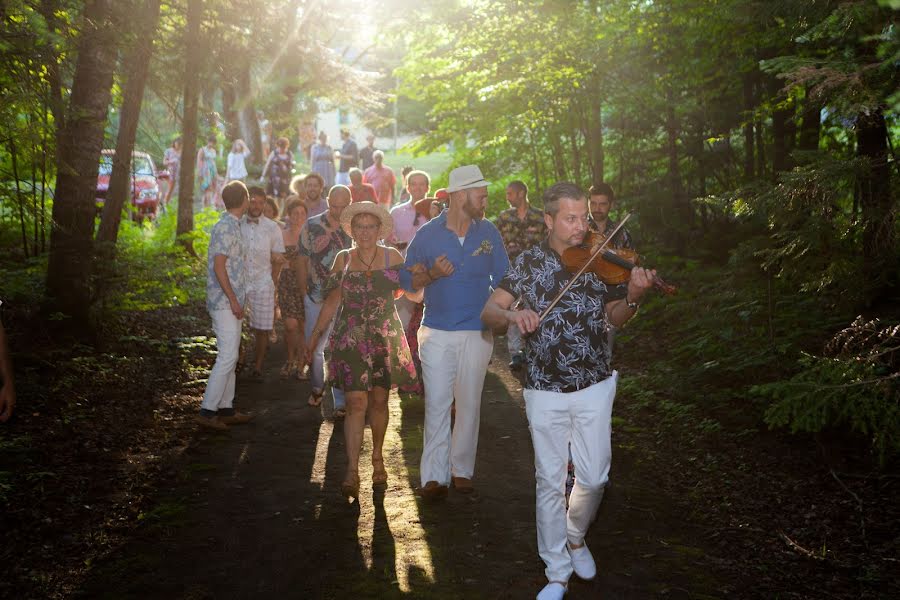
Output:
[357, 247, 379, 276]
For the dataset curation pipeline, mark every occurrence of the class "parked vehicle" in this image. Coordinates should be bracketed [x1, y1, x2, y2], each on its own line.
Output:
[96, 150, 169, 220]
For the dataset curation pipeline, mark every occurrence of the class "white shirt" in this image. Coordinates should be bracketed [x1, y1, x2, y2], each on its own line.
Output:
[240, 215, 285, 292]
[390, 200, 424, 248]
[226, 149, 250, 179]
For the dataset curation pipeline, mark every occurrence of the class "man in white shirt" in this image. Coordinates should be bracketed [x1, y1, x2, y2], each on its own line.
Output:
[389, 169, 430, 329]
[242, 187, 286, 379]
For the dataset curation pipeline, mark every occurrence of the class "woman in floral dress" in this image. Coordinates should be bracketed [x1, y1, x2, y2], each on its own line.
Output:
[196, 135, 218, 207]
[263, 137, 294, 200]
[306, 201, 419, 500]
[277, 196, 308, 378]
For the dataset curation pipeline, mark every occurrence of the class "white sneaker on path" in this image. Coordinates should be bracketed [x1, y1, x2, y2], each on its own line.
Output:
[536, 581, 566, 600]
[567, 541, 597, 580]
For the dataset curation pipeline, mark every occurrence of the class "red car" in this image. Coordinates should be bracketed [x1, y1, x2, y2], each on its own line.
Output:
[96, 149, 168, 220]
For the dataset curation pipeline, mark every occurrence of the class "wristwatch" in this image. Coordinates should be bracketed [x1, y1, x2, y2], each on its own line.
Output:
[625, 296, 640, 311]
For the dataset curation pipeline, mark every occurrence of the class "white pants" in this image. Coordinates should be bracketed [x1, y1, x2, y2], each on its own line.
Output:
[201, 309, 243, 412]
[418, 326, 493, 486]
[335, 171, 350, 186]
[304, 295, 345, 409]
[524, 372, 618, 584]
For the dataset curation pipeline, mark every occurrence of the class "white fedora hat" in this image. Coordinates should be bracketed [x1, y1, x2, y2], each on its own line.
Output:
[446, 164, 491, 193]
[340, 201, 394, 240]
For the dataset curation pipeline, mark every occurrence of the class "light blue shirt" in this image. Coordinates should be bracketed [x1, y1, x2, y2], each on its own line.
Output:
[401, 211, 509, 331]
[206, 212, 247, 312]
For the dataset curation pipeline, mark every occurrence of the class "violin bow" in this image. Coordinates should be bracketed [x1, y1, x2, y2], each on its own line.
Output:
[538, 213, 632, 322]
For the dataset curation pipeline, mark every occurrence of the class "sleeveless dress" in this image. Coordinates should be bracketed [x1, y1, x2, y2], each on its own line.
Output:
[310, 143, 335, 189]
[277, 245, 304, 320]
[324, 248, 420, 393]
[198, 147, 217, 192]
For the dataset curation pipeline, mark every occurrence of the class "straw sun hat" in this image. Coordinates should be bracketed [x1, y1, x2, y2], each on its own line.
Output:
[340, 201, 394, 240]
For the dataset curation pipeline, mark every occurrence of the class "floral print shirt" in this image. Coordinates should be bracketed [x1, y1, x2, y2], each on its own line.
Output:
[206, 212, 247, 312]
[494, 205, 547, 260]
[498, 241, 626, 392]
[298, 212, 352, 303]
[588, 217, 634, 250]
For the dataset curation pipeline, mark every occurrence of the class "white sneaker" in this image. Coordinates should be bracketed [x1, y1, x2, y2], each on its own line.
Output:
[536, 581, 566, 600]
[567, 541, 596, 580]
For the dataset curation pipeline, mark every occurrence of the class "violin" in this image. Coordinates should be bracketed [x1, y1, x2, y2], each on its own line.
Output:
[561, 231, 677, 295]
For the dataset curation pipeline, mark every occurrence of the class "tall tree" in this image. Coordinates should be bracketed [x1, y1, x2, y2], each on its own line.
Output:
[45, 0, 119, 331]
[176, 0, 204, 250]
[97, 0, 163, 245]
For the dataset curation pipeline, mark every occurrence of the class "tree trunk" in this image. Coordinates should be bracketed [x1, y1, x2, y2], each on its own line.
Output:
[797, 89, 821, 154]
[176, 0, 205, 250]
[755, 118, 766, 181]
[528, 127, 541, 192]
[45, 0, 118, 331]
[742, 73, 755, 180]
[665, 85, 689, 250]
[549, 126, 567, 181]
[221, 77, 240, 141]
[38, 0, 66, 153]
[770, 76, 794, 176]
[235, 59, 263, 164]
[97, 0, 162, 245]
[589, 96, 604, 183]
[10, 139, 29, 259]
[569, 123, 582, 186]
[856, 109, 894, 281]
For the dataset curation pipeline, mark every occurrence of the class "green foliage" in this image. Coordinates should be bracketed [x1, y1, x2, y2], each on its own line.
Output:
[753, 317, 900, 462]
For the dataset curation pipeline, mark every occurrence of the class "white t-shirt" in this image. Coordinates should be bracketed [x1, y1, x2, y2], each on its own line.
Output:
[240, 215, 285, 292]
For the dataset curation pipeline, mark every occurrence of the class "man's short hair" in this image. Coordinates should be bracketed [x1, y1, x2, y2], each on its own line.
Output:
[373, 150, 385, 160]
[507, 180, 528, 196]
[406, 170, 430, 188]
[543, 182, 585, 217]
[222, 180, 249, 209]
[247, 185, 266, 200]
[589, 182, 615, 201]
[290, 174, 306, 195]
[348, 167, 363, 178]
[327, 185, 351, 204]
[304, 172, 324, 187]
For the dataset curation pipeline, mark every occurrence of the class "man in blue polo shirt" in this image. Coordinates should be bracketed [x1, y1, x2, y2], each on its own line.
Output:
[401, 165, 510, 499]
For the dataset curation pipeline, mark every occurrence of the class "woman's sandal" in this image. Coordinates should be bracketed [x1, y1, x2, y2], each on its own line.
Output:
[372, 458, 388, 489]
[295, 362, 309, 381]
[307, 390, 324, 407]
[341, 471, 360, 500]
[279, 361, 294, 379]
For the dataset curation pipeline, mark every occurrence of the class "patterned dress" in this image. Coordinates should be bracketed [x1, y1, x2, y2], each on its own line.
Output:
[198, 147, 217, 192]
[266, 150, 293, 199]
[277, 246, 304, 320]
[324, 250, 420, 394]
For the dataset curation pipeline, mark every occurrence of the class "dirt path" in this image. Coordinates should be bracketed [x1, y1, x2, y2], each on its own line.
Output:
[78, 341, 731, 599]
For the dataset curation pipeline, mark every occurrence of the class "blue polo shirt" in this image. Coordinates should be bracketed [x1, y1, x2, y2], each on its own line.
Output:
[401, 211, 510, 331]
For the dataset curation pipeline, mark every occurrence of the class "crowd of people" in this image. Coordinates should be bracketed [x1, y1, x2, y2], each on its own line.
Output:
[196, 134, 652, 598]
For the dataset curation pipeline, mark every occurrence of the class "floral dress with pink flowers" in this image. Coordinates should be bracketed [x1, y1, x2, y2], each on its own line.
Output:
[324, 250, 420, 394]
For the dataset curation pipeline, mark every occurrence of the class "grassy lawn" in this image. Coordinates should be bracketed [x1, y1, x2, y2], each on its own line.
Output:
[382, 148, 454, 189]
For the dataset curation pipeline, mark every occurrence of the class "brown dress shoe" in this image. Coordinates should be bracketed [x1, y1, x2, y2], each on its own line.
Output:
[194, 414, 228, 431]
[218, 411, 255, 425]
[419, 480, 448, 500]
[451, 476, 474, 494]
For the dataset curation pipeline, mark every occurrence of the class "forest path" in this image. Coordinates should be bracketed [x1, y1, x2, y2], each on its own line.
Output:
[77, 341, 729, 599]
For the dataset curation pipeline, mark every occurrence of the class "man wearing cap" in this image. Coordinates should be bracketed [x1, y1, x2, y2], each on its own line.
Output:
[401, 165, 510, 499]
[390, 169, 431, 330]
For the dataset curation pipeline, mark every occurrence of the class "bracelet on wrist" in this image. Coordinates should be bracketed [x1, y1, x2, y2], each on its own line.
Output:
[625, 295, 640, 311]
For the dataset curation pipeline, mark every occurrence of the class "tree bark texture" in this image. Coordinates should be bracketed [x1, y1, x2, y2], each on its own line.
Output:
[97, 0, 162, 245]
[176, 0, 204, 246]
[45, 0, 118, 329]
[856, 109, 894, 277]
[236, 60, 263, 164]
[742, 73, 755, 180]
[589, 96, 604, 183]
[797, 89, 821, 154]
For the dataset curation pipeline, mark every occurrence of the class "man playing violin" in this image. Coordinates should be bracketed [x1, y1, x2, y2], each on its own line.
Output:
[588, 182, 633, 250]
[480, 182, 654, 600]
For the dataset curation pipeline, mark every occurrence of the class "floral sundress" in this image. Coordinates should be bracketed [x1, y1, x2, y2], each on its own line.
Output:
[324, 249, 420, 394]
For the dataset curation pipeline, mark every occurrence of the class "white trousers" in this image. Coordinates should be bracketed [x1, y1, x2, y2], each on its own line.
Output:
[524, 372, 618, 584]
[201, 309, 244, 412]
[303, 295, 345, 409]
[418, 326, 493, 486]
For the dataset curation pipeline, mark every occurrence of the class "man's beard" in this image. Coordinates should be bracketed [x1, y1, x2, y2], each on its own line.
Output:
[463, 199, 484, 221]
[248, 207, 263, 218]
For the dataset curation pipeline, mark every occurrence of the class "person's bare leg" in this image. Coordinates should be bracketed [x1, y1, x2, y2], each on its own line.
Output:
[253, 329, 269, 373]
[343, 391, 368, 495]
[284, 317, 298, 365]
[369, 387, 389, 465]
